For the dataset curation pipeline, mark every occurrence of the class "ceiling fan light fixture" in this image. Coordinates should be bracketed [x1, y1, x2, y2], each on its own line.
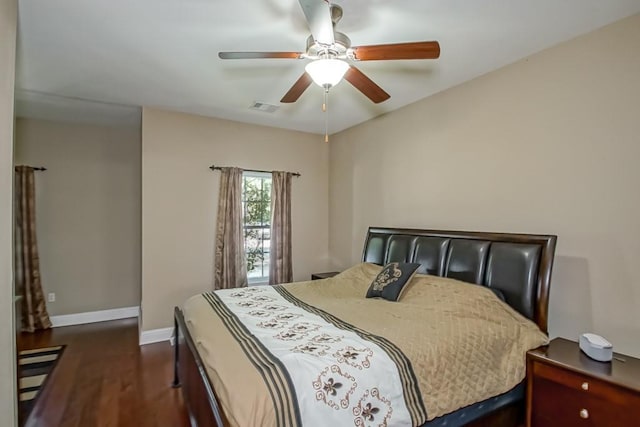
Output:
[305, 58, 349, 88]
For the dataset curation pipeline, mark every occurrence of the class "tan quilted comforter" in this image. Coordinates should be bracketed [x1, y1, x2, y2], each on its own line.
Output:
[183, 262, 548, 425]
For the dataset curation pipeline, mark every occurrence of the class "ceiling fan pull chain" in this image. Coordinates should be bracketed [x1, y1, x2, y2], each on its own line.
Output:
[322, 87, 327, 112]
[324, 88, 329, 143]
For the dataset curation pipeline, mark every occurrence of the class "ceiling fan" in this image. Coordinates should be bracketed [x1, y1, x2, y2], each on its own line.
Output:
[218, 0, 441, 105]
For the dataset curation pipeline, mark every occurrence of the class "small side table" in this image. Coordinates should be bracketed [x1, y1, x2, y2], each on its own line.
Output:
[526, 337, 640, 426]
[311, 272, 340, 280]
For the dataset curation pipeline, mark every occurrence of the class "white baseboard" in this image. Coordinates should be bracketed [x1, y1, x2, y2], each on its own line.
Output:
[50, 306, 139, 328]
[139, 327, 174, 345]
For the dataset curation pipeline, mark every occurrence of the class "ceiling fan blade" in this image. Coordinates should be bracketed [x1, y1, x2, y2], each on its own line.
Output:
[218, 52, 303, 60]
[344, 66, 390, 104]
[351, 41, 441, 61]
[281, 73, 313, 103]
[298, 0, 335, 46]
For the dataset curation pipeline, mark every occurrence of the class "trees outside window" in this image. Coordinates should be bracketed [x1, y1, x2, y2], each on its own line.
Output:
[242, 172, 271, 283]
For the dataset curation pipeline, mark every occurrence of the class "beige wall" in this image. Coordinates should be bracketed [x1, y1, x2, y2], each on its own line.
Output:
[14, 119, 141, 316]
[329, 14, 640, 357]
[0, 0, 17, 423]
[141, 108, 329, 331]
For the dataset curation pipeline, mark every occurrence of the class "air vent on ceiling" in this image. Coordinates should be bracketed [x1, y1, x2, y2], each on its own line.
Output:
[249, 102, 279, 113]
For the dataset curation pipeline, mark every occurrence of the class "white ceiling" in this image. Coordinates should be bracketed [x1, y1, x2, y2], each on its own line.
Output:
[15, 0, 640, 134]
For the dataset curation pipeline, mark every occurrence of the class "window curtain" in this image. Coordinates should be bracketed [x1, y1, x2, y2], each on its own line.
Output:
[269, 171, 293, 285]
[214, 167, 247, 290]
[14, 166, 52, 332]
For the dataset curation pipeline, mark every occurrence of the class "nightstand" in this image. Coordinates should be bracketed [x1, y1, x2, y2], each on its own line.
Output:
[311, 271, 340, 280]
[526, 337, 640, 426]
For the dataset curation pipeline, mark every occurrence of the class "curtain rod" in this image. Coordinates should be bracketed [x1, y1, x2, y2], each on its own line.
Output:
[209, 165, 300, 177]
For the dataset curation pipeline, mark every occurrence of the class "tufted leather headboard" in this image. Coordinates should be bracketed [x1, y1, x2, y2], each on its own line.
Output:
[362, 227, 557, 333]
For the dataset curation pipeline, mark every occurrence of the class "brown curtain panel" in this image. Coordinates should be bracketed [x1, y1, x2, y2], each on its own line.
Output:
[269, 171, 293, 285]
[14, 166, 52, 332]
[214, 167, 247, 290]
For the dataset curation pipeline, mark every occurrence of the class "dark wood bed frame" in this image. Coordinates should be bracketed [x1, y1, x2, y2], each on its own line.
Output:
[173, 227, 557, 427]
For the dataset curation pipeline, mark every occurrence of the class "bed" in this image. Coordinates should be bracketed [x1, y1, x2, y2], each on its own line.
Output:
[173, 227, 557, 426]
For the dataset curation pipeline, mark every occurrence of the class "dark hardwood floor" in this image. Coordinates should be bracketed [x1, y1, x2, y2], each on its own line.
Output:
[17, 318, 190, 427]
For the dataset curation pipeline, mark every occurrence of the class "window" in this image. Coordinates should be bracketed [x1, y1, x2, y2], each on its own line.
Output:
[242, 172, 271, 284]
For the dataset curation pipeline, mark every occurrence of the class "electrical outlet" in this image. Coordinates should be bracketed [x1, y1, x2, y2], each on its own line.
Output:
[48, 293, 56, 303]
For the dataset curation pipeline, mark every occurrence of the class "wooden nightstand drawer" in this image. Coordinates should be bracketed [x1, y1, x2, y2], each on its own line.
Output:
[526, 338, 640, 427]
[533, 361, 632, 405]
[531, 370, 636, 426]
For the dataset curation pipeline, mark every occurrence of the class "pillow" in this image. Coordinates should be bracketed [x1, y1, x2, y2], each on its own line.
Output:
[366, 262, 421, 301]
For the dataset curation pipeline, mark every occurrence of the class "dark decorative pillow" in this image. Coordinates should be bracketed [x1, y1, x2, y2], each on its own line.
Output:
[366, 262, 421, 301]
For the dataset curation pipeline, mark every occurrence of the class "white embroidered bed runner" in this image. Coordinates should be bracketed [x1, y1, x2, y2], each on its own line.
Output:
[203, 285, 425, 427]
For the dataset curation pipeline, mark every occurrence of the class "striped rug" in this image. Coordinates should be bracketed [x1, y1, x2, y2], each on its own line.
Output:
[18, 345, 65, 421]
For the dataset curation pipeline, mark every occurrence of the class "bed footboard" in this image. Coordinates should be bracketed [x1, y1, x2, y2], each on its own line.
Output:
[174, 306, 226, 427]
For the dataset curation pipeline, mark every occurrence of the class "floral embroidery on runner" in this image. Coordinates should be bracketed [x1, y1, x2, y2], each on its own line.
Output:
[311, 333, 343, 344]
[291, 343, 331, 356]
[333, 346, 373, 370]
[353, 388, 393, 427]
[248, 309, 271, 318]
[229, 288, 260, 298]
[290, 322, 321, 333]
[236, 300, 260, 308]
[276, 312, 302, 321]
[274, 329, 308, 341]
[313, 365, 357, 410]
[262, 304, 286, 311]
[257, 319, 287, 329]
[252, 295, 276, 302]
